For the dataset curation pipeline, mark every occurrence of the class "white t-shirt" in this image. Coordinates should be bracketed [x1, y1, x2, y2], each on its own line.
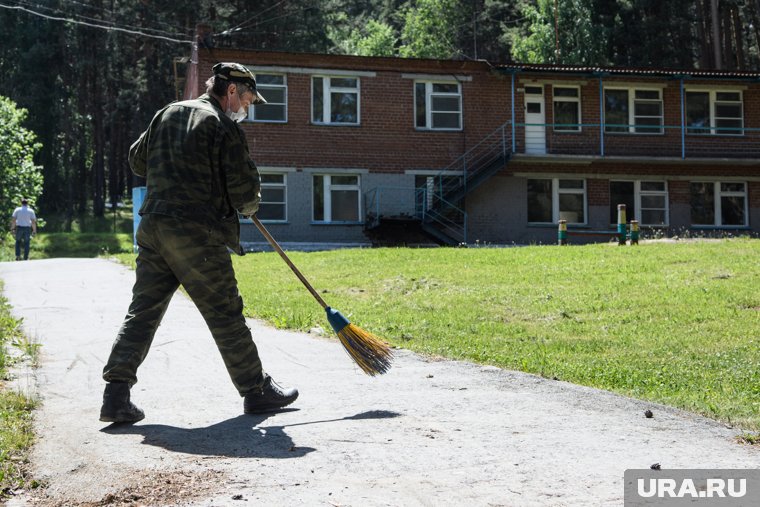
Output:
[12, 205, 36, 227]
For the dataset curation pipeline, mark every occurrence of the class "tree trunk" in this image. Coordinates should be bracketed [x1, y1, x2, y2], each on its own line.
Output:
[696, 0, 712, 67]
[730, 5, 745, 69]
[711, 0, 722, 68]
[721, 3, 734, 69]
[750, 1, 760, 68]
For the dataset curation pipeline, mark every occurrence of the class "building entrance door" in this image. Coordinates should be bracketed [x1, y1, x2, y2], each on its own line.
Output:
[524, 86, 546, 155]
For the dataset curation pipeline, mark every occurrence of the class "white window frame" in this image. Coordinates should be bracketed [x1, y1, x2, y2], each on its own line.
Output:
[609, 180, 669, 226]
[552, 85, 581, 132]
[258, 172, 288, 222]
[250, 72, 287, 123]
[312, 174, 362, 223]
[685, 89, 744, 136]
[312, 75, 360, 125]
[414, 80, 463, 131]
[527, 178, 587, 225]
[604, 86, 664, 134]
[690, 181, 749, 227]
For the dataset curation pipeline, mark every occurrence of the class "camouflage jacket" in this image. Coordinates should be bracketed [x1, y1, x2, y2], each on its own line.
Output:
[128, 94, 261, 255]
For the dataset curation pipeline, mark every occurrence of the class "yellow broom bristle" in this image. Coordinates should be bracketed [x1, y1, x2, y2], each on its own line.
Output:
[337, 323, 393, 376]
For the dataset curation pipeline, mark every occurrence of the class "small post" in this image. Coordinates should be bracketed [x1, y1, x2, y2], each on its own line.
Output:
[630, 220, 639, 245]
[558, 219, 568, 245]
[617, 204, 627, 246]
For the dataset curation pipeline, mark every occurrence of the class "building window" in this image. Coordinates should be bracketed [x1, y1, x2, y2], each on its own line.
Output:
[604, 88, 663, 134]
[553, 86, 580, 132]
[690, 181, 747, 227]
[686, 90, 743, 135]
[251, 73, 287, 122]
[415, 81, 462, 130]
[258, 173, 287, 221]
[527, 178, 586, 224]
[609, 181, 668, 226]
[313, 174, 361, 223]
[312, 76, 359, 125]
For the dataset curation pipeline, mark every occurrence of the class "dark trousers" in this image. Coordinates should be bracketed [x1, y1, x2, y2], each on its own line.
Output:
[15, 227, 31, 260]
[103, 214, 265, 395]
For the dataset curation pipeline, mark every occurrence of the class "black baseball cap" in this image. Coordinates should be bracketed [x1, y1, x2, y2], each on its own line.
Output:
[212, 62, 267, 104]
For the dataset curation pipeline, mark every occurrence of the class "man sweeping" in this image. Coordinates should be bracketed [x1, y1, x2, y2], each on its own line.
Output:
[100, 62, 298, 423]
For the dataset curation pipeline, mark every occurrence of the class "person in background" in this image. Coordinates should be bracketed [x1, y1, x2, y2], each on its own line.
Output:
[100, 62, 298, 423]
[11, 198, 37, 261]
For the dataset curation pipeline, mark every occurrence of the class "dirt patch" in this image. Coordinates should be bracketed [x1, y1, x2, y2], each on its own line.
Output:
[19, 469, 226, 507]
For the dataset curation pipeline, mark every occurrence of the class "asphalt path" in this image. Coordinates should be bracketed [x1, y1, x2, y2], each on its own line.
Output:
[0, 258, 757, 506]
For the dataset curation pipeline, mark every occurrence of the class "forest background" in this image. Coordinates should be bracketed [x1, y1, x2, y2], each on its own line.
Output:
[0, 0, 758, 228]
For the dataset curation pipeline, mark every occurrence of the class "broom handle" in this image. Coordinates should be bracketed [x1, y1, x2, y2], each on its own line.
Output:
[251, 215, 329, 309]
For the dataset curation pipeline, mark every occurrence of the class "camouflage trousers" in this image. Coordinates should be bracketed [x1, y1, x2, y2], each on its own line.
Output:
[102, 213, 265, 396]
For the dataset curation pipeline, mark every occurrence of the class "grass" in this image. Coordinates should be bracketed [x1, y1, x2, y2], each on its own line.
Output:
[113, 238, 760, 430]
[1, 232, 133, 262]
[0, 205, 134, 262]
[0, 282, 37, 496]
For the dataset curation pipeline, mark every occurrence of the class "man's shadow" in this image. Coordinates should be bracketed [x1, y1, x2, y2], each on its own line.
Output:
[101, 410, 401, 459]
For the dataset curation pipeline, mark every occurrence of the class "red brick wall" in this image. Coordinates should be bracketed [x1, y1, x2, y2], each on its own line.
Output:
[197, 49, 509, 173]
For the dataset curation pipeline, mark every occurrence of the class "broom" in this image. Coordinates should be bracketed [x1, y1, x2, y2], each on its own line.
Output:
[252, 215, 393, 376]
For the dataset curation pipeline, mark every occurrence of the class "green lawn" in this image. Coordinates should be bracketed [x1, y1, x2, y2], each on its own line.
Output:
[114, 238, 760, 430]
[1, 232, 133, 262]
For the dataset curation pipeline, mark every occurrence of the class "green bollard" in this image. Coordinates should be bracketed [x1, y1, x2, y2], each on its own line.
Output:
[558, 219, 568, 245]
[630, 219, 639, 245]
[617, 204, 627, 245]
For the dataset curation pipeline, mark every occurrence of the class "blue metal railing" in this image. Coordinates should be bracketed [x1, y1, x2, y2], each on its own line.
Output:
[428, 121, 512, 199]
[514, 121, 760, 159]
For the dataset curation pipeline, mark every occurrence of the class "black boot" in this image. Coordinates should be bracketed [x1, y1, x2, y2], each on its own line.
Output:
[100, 382, 145, 423]
[244, 376, 299, 413]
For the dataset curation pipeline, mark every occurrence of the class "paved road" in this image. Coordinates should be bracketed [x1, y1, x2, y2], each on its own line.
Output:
[0, 258, 757, 506]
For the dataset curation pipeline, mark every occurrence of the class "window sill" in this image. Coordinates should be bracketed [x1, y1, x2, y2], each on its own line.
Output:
[311, 221, 364, 226]
[685, 133, 745, 137]
[311, 122, 361, 127]
[239, 218, 288, 223]
[603, 131, 665, 136]
[414, 127, 464, 132]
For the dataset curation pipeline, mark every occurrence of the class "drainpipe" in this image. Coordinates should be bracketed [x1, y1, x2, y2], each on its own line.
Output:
[511, 72, 516, 153]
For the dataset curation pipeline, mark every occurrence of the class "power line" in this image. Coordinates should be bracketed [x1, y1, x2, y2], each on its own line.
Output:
[0, 1, 192, 44]
[9, 0, 189, 39]
[215, 5, 316, 37]
[224, 0, 291, 34]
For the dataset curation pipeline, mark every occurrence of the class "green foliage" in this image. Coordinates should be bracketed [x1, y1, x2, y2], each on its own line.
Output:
[0, 284, 38, 496]
[0, 96, 43, 235]
[399, 0, 465, 59]
[355, 20, 399, 56]
[327, 13, 398, 56]
[510, 0, 610, 64]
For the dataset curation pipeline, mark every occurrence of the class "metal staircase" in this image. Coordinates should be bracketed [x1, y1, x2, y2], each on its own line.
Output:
[420, 121, 512, 244]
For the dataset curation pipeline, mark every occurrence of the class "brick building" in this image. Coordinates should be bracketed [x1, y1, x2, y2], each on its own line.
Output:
[187, 48, 760, 247]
